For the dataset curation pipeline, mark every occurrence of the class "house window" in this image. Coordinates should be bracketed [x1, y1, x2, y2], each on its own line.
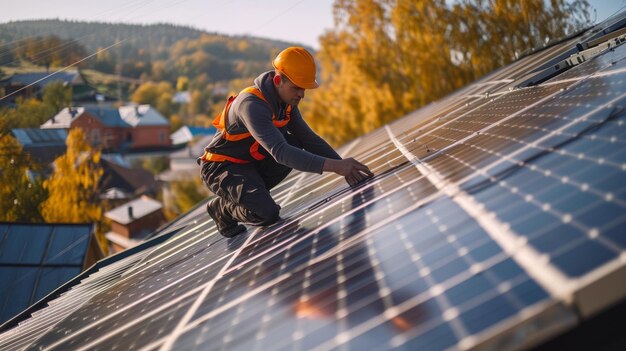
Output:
[160, 131, 165, 144]
[92, 129, 100, 144]
[104, 130, 112, 147]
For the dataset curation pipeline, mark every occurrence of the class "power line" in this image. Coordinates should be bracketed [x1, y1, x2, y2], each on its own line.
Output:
[0, 39, 127, 102]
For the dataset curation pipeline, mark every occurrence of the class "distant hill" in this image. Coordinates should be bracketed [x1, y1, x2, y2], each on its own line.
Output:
[0, 19, 310, 83]
[0, 20, 207, 52]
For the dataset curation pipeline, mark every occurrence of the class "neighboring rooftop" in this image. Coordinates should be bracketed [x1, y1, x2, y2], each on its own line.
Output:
[11, 128, 67, 146]
[104, 196, 163, 225]
[118, 104, 169, 127]
[0, 223, 101, 325]
[100, 158, 159, 198]
[41, 104, 169, 129]
[170, 125, 215, 146]
[0, 71, 84, 88]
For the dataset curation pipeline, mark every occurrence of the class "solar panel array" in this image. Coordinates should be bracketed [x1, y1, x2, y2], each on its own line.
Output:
[2, 14, 626, 351]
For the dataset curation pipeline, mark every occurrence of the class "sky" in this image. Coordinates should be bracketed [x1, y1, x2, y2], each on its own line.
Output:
[0, 0, 623, 49]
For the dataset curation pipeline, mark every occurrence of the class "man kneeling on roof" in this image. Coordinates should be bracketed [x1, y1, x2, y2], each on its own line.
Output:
[198, 47, 374, 237]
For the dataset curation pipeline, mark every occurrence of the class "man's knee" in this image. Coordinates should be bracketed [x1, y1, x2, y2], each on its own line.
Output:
[251, 204, 280, 225]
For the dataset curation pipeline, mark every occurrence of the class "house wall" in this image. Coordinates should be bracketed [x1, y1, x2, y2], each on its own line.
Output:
[110, 221, 130, 238]
[71, 113, 127, 150]
[131, 125, 171, 148]
[110, 210, 164, 239]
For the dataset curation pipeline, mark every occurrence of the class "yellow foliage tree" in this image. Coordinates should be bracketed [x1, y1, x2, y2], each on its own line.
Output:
[41, 129, 104, 225]
[307, 0, 590, 146]
[169, 178, 210, 216]
[0, 133, 47, 222]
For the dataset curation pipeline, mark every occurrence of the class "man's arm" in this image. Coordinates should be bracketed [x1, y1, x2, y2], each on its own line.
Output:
[288, 108, 373, 186]
[240, 98, 374, 185]
[239, 98, 327, 173]
[287, 109, 341, 160]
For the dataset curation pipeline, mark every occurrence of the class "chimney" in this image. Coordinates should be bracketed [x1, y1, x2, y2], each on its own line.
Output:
[128, 206, 134, 220]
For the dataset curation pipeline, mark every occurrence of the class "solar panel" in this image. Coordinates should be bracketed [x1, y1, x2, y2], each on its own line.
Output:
[2, 12, 626, 351]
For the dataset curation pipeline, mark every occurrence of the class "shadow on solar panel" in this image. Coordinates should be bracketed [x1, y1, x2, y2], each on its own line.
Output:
[2, 10, 626, 351]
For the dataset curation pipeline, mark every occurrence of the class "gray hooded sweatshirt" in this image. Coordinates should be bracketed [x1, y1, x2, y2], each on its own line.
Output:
[205, 71, 341, 173]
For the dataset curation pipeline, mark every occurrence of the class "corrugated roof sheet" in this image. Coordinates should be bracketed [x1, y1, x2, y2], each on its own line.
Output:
[0, 223, 94, 324]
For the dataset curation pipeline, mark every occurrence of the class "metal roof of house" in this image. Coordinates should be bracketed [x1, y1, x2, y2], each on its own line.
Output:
[170, 125, 216, 145]
[41, 106, 129, 129]
[2, 12, 626, 351]
[0, 223, 95, 325]
[2, 71, 83, 88]
[100, 159, 159, 197]
[119, 104, 170, 127]
[10, 128, 67, 146]
[10, 128, 68, 165]
[42, 105, 169, 129]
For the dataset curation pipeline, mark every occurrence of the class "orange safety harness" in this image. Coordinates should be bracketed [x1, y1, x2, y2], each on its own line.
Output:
[200, 87, 291, 164]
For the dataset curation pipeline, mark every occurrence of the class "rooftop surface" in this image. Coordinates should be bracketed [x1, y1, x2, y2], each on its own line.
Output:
[2, 13, 626, 351]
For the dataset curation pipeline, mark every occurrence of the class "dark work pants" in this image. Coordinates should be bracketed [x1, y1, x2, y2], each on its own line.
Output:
[201, 157, 292, 226]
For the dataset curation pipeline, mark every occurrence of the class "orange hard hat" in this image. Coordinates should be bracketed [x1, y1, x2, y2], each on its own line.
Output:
[272, 47, 319, 89]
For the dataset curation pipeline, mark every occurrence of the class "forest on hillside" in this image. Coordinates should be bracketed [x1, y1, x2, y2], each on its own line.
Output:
[0, 20, 297, 80]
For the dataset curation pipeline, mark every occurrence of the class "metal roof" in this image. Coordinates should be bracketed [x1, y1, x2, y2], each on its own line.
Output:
[0, 223, 95, 325]
[10, 128, 67, 146]
[118, 104, 170, 127]
[2, 71, 83, 87]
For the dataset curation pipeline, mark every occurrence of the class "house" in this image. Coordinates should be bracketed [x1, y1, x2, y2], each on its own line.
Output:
[0, 70, 95, 105]
[41, 104, 171, 151]
[157, 134, 212, 210]
[10, 128, 67, 166]
[170, 125, 215, 146]
[172, 91, 191, 104]
[104, 196, 165, 253]
[99, 158, 159, 205]
[0, 222, 103, 324]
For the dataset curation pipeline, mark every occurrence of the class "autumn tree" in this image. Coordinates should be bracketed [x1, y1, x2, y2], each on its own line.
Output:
[41, 129, 103, 224]
[14, 35, 87, 69]
[169, 178, 210, 216]
[130, 81, 175, 116]
[0, 132, 47, 222]
[42, 81, 72, 114]
[308, 0, 590, 146]
[0, 97, 52, 133]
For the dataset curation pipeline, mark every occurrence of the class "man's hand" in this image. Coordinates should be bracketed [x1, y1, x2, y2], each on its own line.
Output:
[323, 158, 374, 187]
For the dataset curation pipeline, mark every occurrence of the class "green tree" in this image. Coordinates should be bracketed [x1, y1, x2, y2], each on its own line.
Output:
[41, 129, 103, 224]
[0, 97, 53, 133]
[43, 81, 72, 114]
[0, 133, 47, 222]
